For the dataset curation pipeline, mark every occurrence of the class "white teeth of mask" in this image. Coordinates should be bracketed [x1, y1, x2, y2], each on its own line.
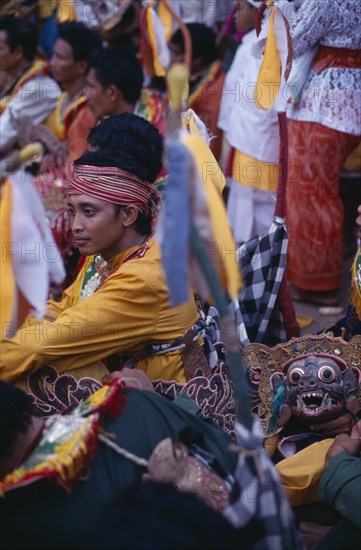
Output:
[296, 392, 336, 413]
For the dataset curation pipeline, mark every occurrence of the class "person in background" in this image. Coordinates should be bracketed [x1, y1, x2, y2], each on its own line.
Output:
[85, 45, 167, 136]
[286, 0, 361, 306]
[169, 22, 225, 161]
[0, 15, 60, 156]
[31, 21, 102, 292]
[218, 0, 282, 244]
[47, 21, 102, 163]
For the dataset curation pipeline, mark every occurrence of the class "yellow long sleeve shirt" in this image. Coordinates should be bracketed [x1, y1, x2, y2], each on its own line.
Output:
[0, 237, 198, 388]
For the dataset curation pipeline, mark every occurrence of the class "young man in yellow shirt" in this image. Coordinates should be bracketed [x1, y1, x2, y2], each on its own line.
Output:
[0, 114, 200, 415]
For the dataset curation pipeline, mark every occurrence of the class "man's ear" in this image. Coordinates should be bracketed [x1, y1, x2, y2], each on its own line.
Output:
[14, 45, 24, 63]
[76, 59, 88, 77]
[122, 205, 139, 227]
[106, 84, 121, 104]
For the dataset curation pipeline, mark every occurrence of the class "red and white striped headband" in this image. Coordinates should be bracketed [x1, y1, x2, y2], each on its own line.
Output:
[68, 164, 159, 213]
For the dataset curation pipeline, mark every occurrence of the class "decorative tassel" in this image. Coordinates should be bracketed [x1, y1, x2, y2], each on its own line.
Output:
[254, 5, 281, 110]
[167, 63, 189, 110]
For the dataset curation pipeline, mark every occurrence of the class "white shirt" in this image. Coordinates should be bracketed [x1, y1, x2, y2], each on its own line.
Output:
[218, 31, 281, 163]
[0, 72, 60, 154]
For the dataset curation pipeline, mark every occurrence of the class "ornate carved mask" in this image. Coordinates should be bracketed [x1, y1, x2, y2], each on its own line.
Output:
[278, 354, 360, 424]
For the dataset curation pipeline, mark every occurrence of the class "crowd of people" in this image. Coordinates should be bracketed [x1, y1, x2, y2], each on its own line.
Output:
[0, 1, 360, 549]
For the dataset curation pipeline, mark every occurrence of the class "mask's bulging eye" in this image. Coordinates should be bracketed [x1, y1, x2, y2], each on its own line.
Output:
[289, 367, 304, 384]
[318, 366, 336, 383]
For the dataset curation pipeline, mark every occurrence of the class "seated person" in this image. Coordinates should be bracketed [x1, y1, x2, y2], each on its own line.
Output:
[85, 45, 167, 136]
[46, 21, 102, 163]
[0, 376, 238, 548]
[0, 114, 201, 414]
[33, 22, 102, 288]
[169, 22, 225, 161]
[0, 15, 60, 156]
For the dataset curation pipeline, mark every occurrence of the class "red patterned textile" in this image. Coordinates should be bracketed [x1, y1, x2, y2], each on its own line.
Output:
[68, 164, 159, 212]
[286, 120, 359, 291]
[312, 45, 361, 74]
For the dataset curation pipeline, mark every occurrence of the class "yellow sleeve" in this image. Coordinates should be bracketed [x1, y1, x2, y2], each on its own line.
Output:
[0, 261, 161, 383]
[45, 267, 84, 321]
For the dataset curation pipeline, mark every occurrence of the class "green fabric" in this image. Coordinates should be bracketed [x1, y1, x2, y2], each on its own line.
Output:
[315, 518, 361, 550]
[318, 452, 361, 529]
[1, 389, 237, 545]
[315, 452, 361, 549]
[80, 254, 99, 294]
[173, 392, 204, 418]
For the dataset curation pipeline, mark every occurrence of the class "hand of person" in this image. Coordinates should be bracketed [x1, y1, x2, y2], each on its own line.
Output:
[310, 412, 355, 437]
[299, 522, 332, 550]
[350, 419, 361, 439]
[102, 368, 155, 392]
[324, 420, 361, 468]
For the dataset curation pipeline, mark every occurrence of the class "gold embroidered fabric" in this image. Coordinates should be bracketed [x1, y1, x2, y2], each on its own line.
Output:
[143, 438, 230, 512]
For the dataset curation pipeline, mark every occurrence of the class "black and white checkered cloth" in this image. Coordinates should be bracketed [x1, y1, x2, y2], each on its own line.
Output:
[232, 219, 288, 346]
[224, 421, 304, 550]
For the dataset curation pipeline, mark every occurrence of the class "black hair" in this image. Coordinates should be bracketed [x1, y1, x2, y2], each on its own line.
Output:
[170, 22, 218, 66]
[88, 46, 143, 104]
[57, 21, 102, 62]
[74, 113, 163, 235]
[0, 15, 37, 61]
[76, 113, 163, 183]
[112, 202, 156, 236]
[0, 381, 33, 459]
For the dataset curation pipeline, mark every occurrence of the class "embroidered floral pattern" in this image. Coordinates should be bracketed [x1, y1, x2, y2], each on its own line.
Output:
[80, 255, 111, 301]
[79, 242, 149, 301]
[27, 365, 102, 417]
[288, 0, 361, 135]
[154, 362, 236, 439]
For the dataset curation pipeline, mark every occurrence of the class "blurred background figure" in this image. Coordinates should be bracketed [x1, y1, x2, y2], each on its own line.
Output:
[286, 0, 361, 306]
[169, 22, 225, 160]
[46, 21, 102, 162]
[85, 45, 167, 135]
[218, 0, 282, 244]
[0, 15, 60, 156]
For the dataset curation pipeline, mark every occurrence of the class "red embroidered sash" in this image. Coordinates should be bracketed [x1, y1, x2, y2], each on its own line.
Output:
[313, 45, 361, 74]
